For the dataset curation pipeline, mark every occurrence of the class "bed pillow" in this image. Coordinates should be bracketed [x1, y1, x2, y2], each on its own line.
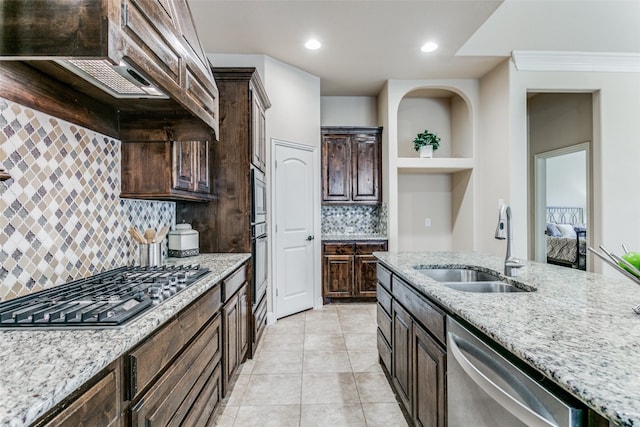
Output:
[556, 223, 577, 239]
[546, 223, 562, 237]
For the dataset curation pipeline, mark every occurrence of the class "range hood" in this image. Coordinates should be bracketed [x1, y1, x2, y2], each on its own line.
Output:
[56, 59, 169, 99]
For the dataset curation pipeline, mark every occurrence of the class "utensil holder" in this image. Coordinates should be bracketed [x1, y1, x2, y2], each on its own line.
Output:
[139, 242, 162, 267]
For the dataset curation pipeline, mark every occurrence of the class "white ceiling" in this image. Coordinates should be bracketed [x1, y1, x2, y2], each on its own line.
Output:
[189, 0, 640, 96]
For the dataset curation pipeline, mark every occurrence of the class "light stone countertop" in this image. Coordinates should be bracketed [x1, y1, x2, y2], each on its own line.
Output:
[373, 251, 640, 427]
[321, 234, 388, 241]
[0, 253, 250, 427]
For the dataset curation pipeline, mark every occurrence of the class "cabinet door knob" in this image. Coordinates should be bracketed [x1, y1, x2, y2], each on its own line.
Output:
[306, 235, 315, 241]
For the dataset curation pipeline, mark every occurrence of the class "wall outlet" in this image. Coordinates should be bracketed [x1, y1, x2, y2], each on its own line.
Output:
[345, 226, 354, 233]
[424, 218, 431, 227]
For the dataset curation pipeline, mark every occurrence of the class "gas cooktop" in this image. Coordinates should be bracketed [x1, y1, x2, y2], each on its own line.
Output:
[0, 264, 210, 329]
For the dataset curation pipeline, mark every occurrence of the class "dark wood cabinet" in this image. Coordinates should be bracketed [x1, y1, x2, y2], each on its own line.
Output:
[121, 138, 212, 202]
[0, 0, 219, 136]
[380, 264, 447, 427]
[222, 265, 250, 396]
[322, 240, 387, 300]
[321, 127, 382, 205]
[34, 362, 122, 427]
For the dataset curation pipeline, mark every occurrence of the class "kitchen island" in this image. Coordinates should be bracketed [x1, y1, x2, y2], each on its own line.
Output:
[0, 253, 250, 427]
[374, 251, 640, 427]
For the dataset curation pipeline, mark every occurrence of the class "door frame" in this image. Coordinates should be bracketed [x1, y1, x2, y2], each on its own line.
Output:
[269, 138, 322, 324]
[533, 142, 592, 265]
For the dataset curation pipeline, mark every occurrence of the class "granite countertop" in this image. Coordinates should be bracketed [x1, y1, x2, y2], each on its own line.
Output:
[0, 253, 250, 427]
[374, 251, 640, 426]
[322, 234, 388, 241]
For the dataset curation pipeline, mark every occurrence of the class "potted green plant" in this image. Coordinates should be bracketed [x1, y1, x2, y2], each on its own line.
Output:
[413, 129, 440, 158]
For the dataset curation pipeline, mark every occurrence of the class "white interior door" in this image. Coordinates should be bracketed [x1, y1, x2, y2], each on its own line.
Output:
[273, 142, 316, 318]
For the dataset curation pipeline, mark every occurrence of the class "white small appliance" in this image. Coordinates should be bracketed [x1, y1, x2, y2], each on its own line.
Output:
[168, 223, 199, 257]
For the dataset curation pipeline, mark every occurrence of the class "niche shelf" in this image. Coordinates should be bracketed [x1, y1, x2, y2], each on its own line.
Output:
[396, 157, 474, 174]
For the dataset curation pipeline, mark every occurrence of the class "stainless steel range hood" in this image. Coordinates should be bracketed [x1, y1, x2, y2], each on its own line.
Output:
[56, 59, 169, 99]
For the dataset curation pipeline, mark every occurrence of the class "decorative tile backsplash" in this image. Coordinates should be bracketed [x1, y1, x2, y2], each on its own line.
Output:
[321, 203, 388, 236]
[0, 98, 175, 302]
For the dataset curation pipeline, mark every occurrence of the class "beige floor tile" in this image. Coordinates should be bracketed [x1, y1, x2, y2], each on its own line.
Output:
[301, 373, 359, 404]
[344, 333, 378, 351]
[238, 358, 255, 375]
[233, 404, 301, 427]
[303, 351, 351, 373]
[241, 374, 302, 405]
[305, 308, 339, 321]
[300, 404, 366, 426]
[253, 350, 303, 374]
[348, 351, 383, 373]
[361, 403, 410, 427]
[305, 318, 342, 334]
[266, 316, 306, 335]
[226, 374, 251, 406]
[340, 316, 378, 333]
[355, 372, 397, 403]
[262, 333, 306, 345]
[259, 338, 304, 353]
[304, 333, 346, 351]
[213, 404, 239, 427]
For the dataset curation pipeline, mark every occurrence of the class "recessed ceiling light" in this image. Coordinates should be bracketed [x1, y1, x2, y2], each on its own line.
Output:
[305, 39, 322, 50]
[421, 42, 439, 53]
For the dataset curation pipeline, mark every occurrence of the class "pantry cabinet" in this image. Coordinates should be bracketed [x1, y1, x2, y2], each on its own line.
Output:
[321, 127, 382, 205]
[322, 240, 387, 301]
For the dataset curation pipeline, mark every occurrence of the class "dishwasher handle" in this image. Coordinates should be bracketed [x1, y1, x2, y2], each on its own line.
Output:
[447, 331, 556, 427]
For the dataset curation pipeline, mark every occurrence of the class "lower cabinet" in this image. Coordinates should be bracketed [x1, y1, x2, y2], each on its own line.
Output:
[33, 361, 122, 427]
[379, 264, 447, 427]
[222, 267, 250, 396]
[323, 240, 387, 300]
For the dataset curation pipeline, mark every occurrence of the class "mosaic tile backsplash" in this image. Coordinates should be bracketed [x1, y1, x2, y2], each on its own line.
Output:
[321, 203, 388, 236]
[0, 98, 175, 302]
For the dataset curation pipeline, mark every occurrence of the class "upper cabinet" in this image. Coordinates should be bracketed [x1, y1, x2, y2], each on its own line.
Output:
[0, 0, 219, 137]
[321, 127, 382, 205]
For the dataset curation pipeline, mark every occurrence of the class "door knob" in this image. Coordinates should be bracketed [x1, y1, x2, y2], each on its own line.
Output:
[306, 235, 315, 241]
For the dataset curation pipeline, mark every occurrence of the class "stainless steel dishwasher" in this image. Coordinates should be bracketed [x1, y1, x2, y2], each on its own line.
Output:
[447, 317, 583, 427]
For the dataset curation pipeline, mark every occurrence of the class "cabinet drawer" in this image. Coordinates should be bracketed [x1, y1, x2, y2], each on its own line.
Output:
[377, 303, 392, 345]
[179, 362, 221, 427]
[130, 314, 221, 427]
[393, 276, 446, 345]
[376, 264, 392, 292]
[253, 292, 268, 346]
[322, 242, 355, 255]
[355, 241, 387, 254]
[223, 265, 247, 302]
[377, 329, 392, 372]
[376, 283, 392, 314]
[128, 284, 221, 398]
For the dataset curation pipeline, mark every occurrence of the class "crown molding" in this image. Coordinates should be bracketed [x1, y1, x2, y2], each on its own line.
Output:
[511, 51, 640, 72]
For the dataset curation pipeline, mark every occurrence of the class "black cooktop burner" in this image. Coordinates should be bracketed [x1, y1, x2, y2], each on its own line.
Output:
[0, 265, 210, 329]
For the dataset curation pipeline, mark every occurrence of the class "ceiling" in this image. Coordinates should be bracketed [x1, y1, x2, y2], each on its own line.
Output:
[189, 0, 640, 96]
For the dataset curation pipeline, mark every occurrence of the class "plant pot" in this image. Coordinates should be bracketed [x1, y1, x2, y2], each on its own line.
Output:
[419, 145, 433, 158]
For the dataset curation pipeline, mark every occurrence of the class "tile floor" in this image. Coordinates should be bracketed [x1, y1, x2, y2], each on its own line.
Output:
[214, 303, 408, 427]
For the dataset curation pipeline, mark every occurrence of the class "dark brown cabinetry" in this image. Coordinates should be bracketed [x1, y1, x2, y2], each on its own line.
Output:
[322, 240, 387, 301]
[321, 127, 382, 205]
[33, 362, 122, 427]
[221, 265, 250, 396]
[0, 0, 219, 137]
[378, 264, 447, 427]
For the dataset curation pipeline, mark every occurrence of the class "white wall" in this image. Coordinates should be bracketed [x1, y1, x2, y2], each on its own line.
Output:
[397, 98, 452, 158]
[475, 63, 640, 275]
[546, 151, 587, 211]
[321, 96, 378, 126]
[476, 60, 511, 257]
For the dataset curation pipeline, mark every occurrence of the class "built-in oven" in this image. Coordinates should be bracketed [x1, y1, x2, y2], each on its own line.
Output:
[251, 222, 267, 304]
[251, 168, 266, 225]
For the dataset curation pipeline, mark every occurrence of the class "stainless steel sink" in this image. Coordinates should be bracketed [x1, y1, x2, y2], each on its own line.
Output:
[442, 281, 526, 293]
[418, 268, 502, 283]
[416, 267, 533, 293]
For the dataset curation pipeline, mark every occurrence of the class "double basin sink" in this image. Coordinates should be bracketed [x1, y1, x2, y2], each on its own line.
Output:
[416, 267, 533, 293]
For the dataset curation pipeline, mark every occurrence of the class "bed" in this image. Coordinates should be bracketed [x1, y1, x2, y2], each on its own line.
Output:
[545, 206, 587, 270]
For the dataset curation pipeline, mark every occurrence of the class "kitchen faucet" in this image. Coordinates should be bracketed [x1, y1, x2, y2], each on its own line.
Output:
[495, 204, 524, 276]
